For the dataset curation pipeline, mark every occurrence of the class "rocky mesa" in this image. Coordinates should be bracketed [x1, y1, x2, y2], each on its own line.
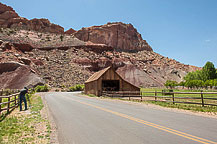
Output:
[0, 2, 200, 89]
[0, 3, 64, 34]
[74, 22, 152, 52]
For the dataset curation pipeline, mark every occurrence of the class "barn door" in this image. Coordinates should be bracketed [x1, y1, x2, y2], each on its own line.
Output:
[102, 80, 120, 91]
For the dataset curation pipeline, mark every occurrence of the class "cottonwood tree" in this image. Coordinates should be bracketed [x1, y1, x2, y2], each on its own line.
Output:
[202, 61, 217, 81]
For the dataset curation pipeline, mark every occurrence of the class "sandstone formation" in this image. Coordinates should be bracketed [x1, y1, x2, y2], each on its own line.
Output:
[117, 64, 166, 87]
[65, 28, 76, 35]
[0, 2, 64, 33]
[0, 62, 44, 89]
[0, 37, 200, 88]
[0, 2, 201, 89]
[74, 22, 153, 52]
[0, 42, 34, 53]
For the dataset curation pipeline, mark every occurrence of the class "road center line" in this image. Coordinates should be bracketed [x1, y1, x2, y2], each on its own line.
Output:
[70, 98, 217, 144]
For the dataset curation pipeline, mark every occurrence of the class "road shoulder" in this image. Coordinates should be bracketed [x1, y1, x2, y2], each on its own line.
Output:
[39, 93, 59, 144]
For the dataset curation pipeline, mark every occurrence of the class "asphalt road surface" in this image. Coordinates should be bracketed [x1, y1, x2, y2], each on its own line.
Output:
[44, 92, 217, 144]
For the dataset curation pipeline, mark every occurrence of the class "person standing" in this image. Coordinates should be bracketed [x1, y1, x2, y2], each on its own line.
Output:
[19, 87, 28, 111]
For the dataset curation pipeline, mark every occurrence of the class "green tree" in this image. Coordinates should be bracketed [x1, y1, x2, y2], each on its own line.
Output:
[193, 80, 204, 89]
[179, 81, 185, 89]
[204, 80, 210, 89]
[184, 72, 195, 81]
[185, 80, 194, 89]
[202, 61, 216, 81]
[165, 80, 178, 89]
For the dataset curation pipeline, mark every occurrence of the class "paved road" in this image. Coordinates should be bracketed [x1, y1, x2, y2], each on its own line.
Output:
[44, 92, 217, 144]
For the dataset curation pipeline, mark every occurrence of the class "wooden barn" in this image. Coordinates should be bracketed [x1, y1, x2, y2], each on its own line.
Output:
[84, 66, 140, 96]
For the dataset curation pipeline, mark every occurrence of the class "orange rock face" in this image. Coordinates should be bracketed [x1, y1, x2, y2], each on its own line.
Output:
[74, 22, 153, 52]
[0, 2, 64, 33]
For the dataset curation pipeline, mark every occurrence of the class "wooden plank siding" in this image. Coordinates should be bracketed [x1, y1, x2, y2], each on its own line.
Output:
[85, 66, 140, 96]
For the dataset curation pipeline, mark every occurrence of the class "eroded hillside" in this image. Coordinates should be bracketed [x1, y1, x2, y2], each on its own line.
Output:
[0, 2, 200, 89]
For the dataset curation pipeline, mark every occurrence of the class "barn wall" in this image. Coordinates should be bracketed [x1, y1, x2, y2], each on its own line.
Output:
[101, 68, 120, 80]
[97, 79, 101, 96]
[85, 81, 98, 96]
[121, 80, 140, 91]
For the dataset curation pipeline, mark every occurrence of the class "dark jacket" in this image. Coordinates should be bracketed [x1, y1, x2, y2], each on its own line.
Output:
[20, 89, 28, 98]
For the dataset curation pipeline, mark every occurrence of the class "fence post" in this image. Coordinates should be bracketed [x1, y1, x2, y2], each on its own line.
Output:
[14, 94, 17, 106]
[129, 92, 131, 101]
[7, 91, 10, 113]
[17, 90, 20, 108]
[201, 90, 204, 107]
[155, 90, 157, 102]
[0, 97, 2, 116]
[172, 93, 175, 104]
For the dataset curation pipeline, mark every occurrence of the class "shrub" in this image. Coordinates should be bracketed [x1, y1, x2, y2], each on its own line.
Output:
[34, 85, 49, 92]
[60, 35, 64, 41]
[68, 84, 84, 92]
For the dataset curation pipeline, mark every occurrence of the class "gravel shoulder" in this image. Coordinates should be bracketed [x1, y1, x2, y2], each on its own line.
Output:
[39, 93, 59, 144]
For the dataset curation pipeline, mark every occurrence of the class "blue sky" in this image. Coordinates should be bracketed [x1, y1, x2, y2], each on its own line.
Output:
[1, 0, 217, 67]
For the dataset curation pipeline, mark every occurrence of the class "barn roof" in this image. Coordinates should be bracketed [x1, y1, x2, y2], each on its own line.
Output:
[85, 66, 140, 89]
[85, 66, 111, 83]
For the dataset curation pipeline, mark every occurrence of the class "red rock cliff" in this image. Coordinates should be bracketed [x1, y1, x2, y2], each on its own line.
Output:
[0, 2, 64, 34]
[74, 22, 153, 52]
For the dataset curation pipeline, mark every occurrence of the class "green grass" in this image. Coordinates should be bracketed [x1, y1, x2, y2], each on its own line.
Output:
[0, 94, 51, 144]
[140, 88, 217, 113]
[146, 101, 217, 112]
[87, 94, 97, 97]
[1, 96, 18, 110]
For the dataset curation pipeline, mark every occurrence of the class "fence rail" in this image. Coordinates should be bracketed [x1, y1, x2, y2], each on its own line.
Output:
[0, 89, 20, 116]
[102, 90, 217, 107]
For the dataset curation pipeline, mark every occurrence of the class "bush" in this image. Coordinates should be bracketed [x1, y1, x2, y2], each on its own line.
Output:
[34, 85, 49, 92]
[68, 84, 84, 92]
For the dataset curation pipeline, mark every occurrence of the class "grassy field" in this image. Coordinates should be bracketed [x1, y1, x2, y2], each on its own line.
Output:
[0, 94, 51, 144]
[140, 88, 217, 113]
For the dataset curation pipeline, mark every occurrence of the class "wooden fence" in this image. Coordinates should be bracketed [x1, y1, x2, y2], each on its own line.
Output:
[0, 89, 20, 116]
[102, 91, 217, 107]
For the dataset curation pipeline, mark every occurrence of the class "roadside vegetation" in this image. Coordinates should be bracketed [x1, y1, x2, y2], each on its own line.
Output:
[141, 88, 217, 113]
[53, 84, 84, 92]
[155, 61, 217, 112]
[68, 84, 84, 92]
[165, 61, 217, 89]
[34, 85, 49, 92]
[0, 87, 51, 144]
